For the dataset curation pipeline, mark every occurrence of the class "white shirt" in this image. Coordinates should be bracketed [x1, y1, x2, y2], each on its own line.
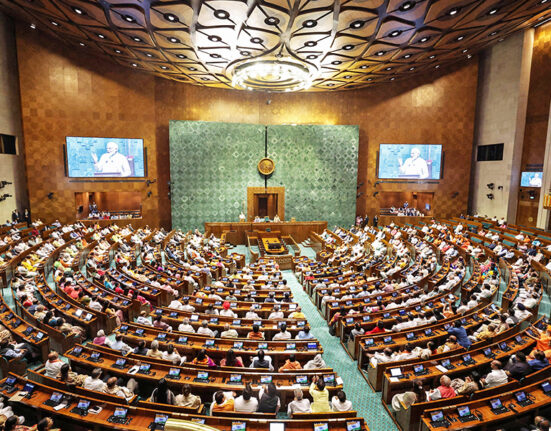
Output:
[83, 377, 107, 392]
[287, 398, 312, 415]
[234, 396, 259, 413]
[44, 360, 64, 378]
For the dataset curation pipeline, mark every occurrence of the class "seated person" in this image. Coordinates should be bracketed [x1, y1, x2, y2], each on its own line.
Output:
[278, 354, 302, 372]
[150, 378, 175, 405]
[309, 376, 331, 412]
[257, 383, 280, 413]
[175, 384, 201, 409]
[272, 324, 291, 341]
[428, 375, 456, 400]
[247, 324, 265, 340]
[481, 360, 508, 388]
[235, 384, 259, 413]
[287, 387, 311, 415]
[220, 323, 238, 338]
[249, 350, 273, 371]
[505, 352, 533, 380]
[212, 390, 235, 412]
[331, 390, 353, 412]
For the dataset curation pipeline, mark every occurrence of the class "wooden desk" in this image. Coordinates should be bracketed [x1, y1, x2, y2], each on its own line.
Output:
[204, 221, 327, 244]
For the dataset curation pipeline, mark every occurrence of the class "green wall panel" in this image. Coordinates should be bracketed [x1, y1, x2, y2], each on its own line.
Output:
[169, 121, 359, 231]
[267, 125, 359, 228]
[170, 121, 264, 230]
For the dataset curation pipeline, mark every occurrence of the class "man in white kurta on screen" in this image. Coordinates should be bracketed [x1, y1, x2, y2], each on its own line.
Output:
[92, 141, 131, 177]
[398, 148, 429, 179]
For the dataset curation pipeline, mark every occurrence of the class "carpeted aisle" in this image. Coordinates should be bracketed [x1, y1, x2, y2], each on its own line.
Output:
[282, 269, 399, 431]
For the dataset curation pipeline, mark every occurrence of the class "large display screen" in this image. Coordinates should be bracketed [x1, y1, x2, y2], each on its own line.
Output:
[378, 144, 442, 180]
[66, 137, 145, 178]
[520, 171, 542, 187]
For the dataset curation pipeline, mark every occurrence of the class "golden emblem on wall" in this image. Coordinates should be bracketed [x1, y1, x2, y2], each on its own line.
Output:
[258, 158, 275, 175]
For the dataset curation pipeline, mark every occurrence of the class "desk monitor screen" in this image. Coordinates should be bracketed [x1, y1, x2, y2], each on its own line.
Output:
[378, 144, 443, 180]
[169, 368, 180, 377]
[314, 423, 329, 431]
[36, 331, 45, 340]
[139, 364, 151, 373]
[197, 372, 209, 380]
[229, 374, 242, 383]
[73, 346, 83, 355]
[424, 329, 433, 336]
[399, 310, 406, 316]
[296, 375, 308, 385]
[49, 392, 63, 403]
[169, 312, 178, 318]
[114, 408, 127, 418]
[298, 321, 306, 327]
[156, 333, 167, 340]
[383, 313, 391, 319]
[178, 337, 188, 344]
[406, 332, 415, 340]
[205, 339, 215, 347]
[430, 411, 444, 422]
[515, 391, 527, 402]
[190, 314, 199, 322]
[346, 421, 361, 431]
[120, 325, 128, 332]
[155, 414, 169, 425]
[254, 321, 262, 326]
[441, 359, 451, 368]
[413, 364, 424, 373]
[115, 358, 126, 367]
[269, 423, 285, 431]
[233, 320, 241, 326]
[75, 309, 83, 318]
[233, 342, 244, 349]
[499, 342, 507, 350]
[65, 137, 145, 178]
[483, 348, 493, 357]
[490, 398, 503, 409]
[365, 338, 374, 346]
[232, 422, 247, 431]
[90, 352, 101, 360]
[22, 383, 35, 394]
[323, 374, 335, 384]
[457, 406, 471, 417]
[390, 368, 402, 377]
[260, 375, 272, 384]
[542, 382, 551, 393]
[286, 343, 296, 350]
[307, 342, 318, 350]
[5, 376, 16, 386]
[77, 400, 90, 410]
[210, 317, 219, 324]
[363, 316, 371, 322]
[135, 329, 144, 336]
[345, 317, 354, 324]
[521, 171, 543, 187]
[258, 343, 268, 350]
[462, 354, 472, 362]
[383, 336, 392, 343]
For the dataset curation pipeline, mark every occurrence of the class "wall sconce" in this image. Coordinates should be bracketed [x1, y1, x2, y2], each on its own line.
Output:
[146, 179, 157, 187]
[47, 192, 54, 199]
[487, 183, 494, 190]
[497, 186, 503, 190]
[147, 191, 152, 198]
[486, 193, 494, 200]
[373, 191, 379, 197]
[451, 192, 459, 198]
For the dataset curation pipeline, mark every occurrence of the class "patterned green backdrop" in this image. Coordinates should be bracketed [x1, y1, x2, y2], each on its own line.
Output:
[169, 121, 359, 230]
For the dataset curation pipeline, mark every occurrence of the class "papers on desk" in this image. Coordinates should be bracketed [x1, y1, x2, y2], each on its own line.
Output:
[435, 365, 448, 373]
[389, 377, 400, 383]
[336, 377, 344, 386]
[9, 392, 26, 402]
[127, 365, 139, 375]
[53, 403, 67, 411]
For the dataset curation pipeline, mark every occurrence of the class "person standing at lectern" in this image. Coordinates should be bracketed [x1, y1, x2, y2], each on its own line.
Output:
[92, 141, 131, 177]
[398, 148, 429, 179]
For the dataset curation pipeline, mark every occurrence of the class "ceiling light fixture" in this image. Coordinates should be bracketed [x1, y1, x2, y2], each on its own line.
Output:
[169, 37, 179, 43]
[231, 58, 316, 92]
[98, 34, 106, 39]
[161, 66, 168, 69]
[133, 37, 142, 42]
[376, 50, 385, 56]
[429, 55, 436, 59]
[208, 35, 222, 42]
[240, 51, 251, 56]
[251, 37, 263, 44]
[306, 55, 318, 59]
[146, 53, 153, 57]
[51, 21, 59, 26]
[303, 20, 317, 28]
[164, 13, 178, 22]
[177, 54, 186, 59]
[131, 63, 138, 67]
[350, 20, 364, 29]
[214, 10, 229, 19]
[124, 15, 135, 23]
[399, 1, 416, 11]
[420, 36, 429, 42]
[305, 41, 317, 47]
[73, 7, 84, 15]
[456, 35, 464, 41]
[448, 8, 459, 16]
[265, 17, 280, 26]
[343, 44, 354, 50]
[79, 42, 86, 46]
[360, 65, 368, 69]
[30, 23, 36, 29]
[114, 49, 121, 54]
[389, 30, 402, 37]
[488, 8, 498, 15]
[332, 60, 342, 65]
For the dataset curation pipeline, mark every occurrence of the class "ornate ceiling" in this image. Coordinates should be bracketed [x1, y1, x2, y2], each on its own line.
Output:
[1, 0, 549, 91]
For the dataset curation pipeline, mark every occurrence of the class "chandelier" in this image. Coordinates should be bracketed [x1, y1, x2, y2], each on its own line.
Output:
[231, 58, 316, 92]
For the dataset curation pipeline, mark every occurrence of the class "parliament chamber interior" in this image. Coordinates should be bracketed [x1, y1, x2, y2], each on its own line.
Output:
[1, 0, 551, 430]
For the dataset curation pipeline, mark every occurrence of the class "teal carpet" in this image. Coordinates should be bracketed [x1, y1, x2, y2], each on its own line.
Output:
[283, 269, 398, 431]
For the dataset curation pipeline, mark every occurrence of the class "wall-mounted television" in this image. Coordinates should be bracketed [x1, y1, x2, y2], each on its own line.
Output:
[520, 171, 542, 187]
[65, 137, 145, 178]
[378, 144, 442, 180]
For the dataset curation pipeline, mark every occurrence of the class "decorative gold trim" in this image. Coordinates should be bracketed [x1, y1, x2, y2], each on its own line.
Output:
[258, 158, 275, 176]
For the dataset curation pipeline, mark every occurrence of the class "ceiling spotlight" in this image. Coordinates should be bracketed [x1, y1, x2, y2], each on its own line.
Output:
[448, 7, 459, 16]
[385, 67, 392, 71]
[420, 36, 429, 43]
[456, 35, 464, 41]
[131, 63, 138, 67]
[429, 55, 436, 59]
[326, 83, 335, 87]
[306, 55, 318, 59]
[124, 15, 135, 23]
[344, 75, 352, 79]
[133, 37, 143, 42]
[168, 37, 179, 43]
[409, 66, 415, 70]
[146, 53, 153, 57]
[208, 35, 222, 42]
[303, 20, 317, 28]
[114, 49, 121, 54]
[72, 7, 84, 15]
[540, 0, 548, 4]
[350, 20, 364, 29]
[487, 183, 495, 190]
[164, 13, 178, 22]
[462, 49, 468, 53]
[251, 37, 263, 44]
[403, 54, 412, 59]
[489, 31, 497, 36]
[161, 66, 168, 69]
[265, 16, 280, 26]
[305, 41, 317, 47]
[367, 78, 373, 81]
[467, 54, 472, 59]
[97, 34, 106, 39]
[488, 8, 499, 15]
[343, 44, 354, 50]
[435, 64, 440, 68]
[210, 53, 221, 58]
[51, 21, 59, 26]
[486, 193, 494, 200]
[331, 60, 342, 65]
[390, 77, 396, 81]
[214, 9, 229, 19]
[240, 51, 251, 56]
[389, 30, 402, 37]
[360, 65, 368, 69]
[376, 50, 385, 56]
[79, 42, 86, 46]
[30, 23, 36, 29]
[189, 67, 196, 71]
[177, 54, 186, 59]
[399, 1, 416, 11]
[201, 77, 210, 81]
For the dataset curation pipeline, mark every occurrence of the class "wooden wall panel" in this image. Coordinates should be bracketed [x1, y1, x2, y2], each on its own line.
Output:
[521, 25, 551, 169]
[17, 25, 479, 229]
[16, 25, 159, 228]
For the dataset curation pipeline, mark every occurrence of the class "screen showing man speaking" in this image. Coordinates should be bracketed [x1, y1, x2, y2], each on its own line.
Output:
[378, 144, 442, 180]
[66, 137, 145, 178]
